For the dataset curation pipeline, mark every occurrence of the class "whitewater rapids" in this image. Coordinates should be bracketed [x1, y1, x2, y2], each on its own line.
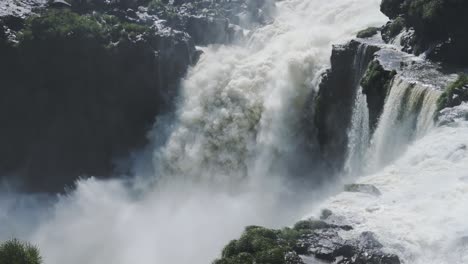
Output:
[314, 104, 468, 264]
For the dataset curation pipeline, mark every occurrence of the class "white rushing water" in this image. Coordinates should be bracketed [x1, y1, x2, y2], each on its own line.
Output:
[316, 103, 468, 264]
[344, 44, 371, 176]
[0, 1, 386, 264]
[367, 76, 442, 171]
[312, 69, 468, 264]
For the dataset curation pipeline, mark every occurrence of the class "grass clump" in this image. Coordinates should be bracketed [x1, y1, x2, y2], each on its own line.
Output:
[0, 239, 42, 264]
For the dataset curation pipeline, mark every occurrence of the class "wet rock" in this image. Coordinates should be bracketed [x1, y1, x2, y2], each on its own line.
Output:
[344, 184, 382, 196]
[314, 40, 380, 171]
[380, 0, 468, 66]
[360, 60, 396, 131]
[299, 230, 399, 264]
[215, 217, 400, 264]
[320, 209, 333, 220]
[356, 27, 379, 39]
[437, 74, 468, 112]
[285, 252, 306, 264]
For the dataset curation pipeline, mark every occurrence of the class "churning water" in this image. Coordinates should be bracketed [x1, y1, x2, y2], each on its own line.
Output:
[6, 0, 468, 263]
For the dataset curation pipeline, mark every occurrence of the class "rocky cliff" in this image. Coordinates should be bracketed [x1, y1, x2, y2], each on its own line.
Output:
[0, 0, 274, 192]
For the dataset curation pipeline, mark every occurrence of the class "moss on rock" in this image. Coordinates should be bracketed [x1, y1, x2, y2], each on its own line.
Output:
[361, 60, 397, 131]
[214, 220, 332, 264]
[437, 74, 468, 111]
[356, 27, 379, 38]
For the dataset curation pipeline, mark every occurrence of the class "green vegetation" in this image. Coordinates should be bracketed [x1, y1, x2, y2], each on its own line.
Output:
[356, 27, 379, 38]
[0, 239, 42, 264]
[213, 220, 330, 264]
[148, 0, 178, 18]
[361, 60, 396, 96]
[20, 9, 150, 44]
[437, 74, 468, 111]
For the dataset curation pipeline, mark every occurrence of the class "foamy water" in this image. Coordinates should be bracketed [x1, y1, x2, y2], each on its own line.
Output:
[0, 1, 386, 264]
[317, 109, 468, 263]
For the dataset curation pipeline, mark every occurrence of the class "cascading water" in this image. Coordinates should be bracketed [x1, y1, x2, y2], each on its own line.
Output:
[316, 103, 468, 264]
[313, 51, 467, 263]
[0, 1, 386, 264]
[366, 75, 442, 171]
[344, 44, 371, 176]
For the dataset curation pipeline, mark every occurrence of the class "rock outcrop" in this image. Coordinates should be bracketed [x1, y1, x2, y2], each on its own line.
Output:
[0, 0, 272, 192]
[314, 40, 379, 170]
[379, 0, 468, 66]
[214, 218, 400, 264]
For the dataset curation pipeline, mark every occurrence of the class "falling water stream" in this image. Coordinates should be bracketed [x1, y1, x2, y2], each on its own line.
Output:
[2, 0, 467, 264]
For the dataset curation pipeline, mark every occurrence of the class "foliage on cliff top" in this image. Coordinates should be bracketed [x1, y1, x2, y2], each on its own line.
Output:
[360, 60, 396, 96]
[0, 239, 42, 264]
[437, 74, 468, 111]
[213, 220, 330, 264]
[20, 9, 151, 44]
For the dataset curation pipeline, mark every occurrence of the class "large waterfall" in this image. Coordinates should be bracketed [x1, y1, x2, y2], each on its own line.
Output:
[2, 0, 468, 264]
[0, 1, 386, 264]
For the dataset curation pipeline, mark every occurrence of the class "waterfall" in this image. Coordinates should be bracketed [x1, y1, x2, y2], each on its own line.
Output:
[344, 44, 371, 176]
[0, 1, 387, 264]
[366, 75, 442, 171]
[318, 103, 468, 264]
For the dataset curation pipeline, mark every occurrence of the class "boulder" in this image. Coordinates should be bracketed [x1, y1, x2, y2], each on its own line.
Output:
[344, 184, 382, 196]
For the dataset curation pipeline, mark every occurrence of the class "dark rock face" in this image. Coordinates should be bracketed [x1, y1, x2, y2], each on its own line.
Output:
[314, 40, 379, 171]
[300, 230, 399, 264]
[0, 0, 266, 192]
[0, 10, 196, 192]
[380, 0, 468, 66]
[360, 60, 396, 131]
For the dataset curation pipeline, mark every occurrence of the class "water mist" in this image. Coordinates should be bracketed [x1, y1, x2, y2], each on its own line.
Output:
[1, 1, 386, 264]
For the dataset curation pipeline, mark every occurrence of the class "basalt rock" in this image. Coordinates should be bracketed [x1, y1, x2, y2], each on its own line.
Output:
[360, 60, 396, 131]
[0, 10, 197, 192]
[379, 0, 468, 66]
[344, 184, 382, 196]
[314, 40, 379, 171]
[215, 219, 400, 264]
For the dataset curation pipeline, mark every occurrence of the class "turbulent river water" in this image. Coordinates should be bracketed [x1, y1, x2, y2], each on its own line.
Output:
[2, 0, 467, 263]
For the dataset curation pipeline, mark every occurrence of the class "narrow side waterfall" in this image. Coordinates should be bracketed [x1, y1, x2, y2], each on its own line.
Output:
[344, 44, 371, 176]
[367, 76, 442, 170]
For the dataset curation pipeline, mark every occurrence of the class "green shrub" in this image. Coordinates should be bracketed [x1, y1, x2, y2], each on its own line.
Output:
[214, 220, 332, 264]
[0, 239, 42, 264]
[437, 74, 468, 111]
